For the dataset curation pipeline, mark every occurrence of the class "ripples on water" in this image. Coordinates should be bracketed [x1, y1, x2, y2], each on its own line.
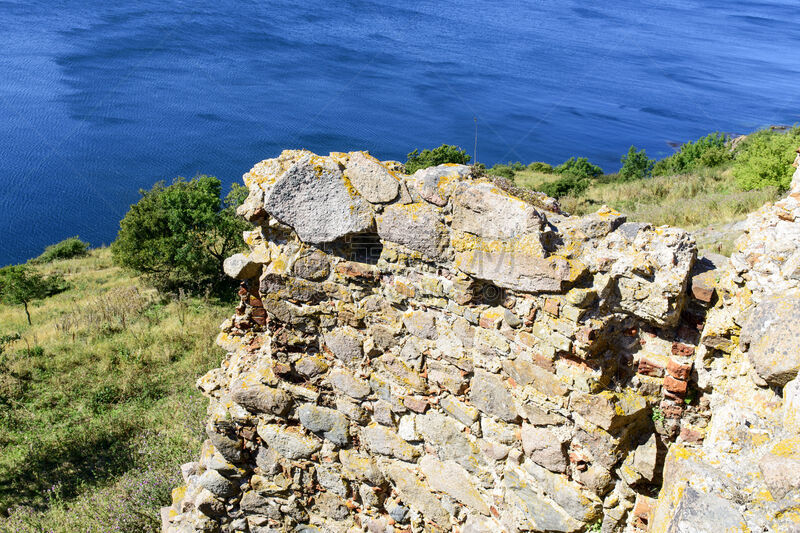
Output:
[1, 0, 799, 264]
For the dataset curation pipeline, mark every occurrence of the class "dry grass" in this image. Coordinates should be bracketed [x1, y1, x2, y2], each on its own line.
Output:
[516, 165, 779, 231]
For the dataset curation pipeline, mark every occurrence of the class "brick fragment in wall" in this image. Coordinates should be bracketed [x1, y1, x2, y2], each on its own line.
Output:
[167, 150, 800, 533]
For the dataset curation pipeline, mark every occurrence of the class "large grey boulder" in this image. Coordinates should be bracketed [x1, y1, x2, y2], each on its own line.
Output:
[452, 182, 544, 240]
[665, 486, 746, 533]
[264, 154, 374, 244]
[453, 242, 585, 293]
[343, 152, 399, 203]
[740, 291, 800, 386]
[231, 384, 291, 416]
[503, 466, 582, 533]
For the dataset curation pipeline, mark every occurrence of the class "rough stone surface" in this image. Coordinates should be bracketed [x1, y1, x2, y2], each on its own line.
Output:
[297, 404, 350, 446]
[452, 181, 544, 240]
[469, 369, 518, 422]
[223, 253, 261, 280]
[323, 326, 364, 363]
[740, 291, 800, 386]
[521, 424, 567, 473]
[164, 151, 800, 533]
[376, 202, 449, 260]
[343, 151, 400, 203]
[264, 154, 374, 244]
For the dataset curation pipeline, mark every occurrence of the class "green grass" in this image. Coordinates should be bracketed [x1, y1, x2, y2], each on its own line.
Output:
[0, 249, 230, 532]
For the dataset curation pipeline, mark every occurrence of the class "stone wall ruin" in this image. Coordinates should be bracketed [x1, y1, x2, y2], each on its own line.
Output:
[162, 149, 800, 532]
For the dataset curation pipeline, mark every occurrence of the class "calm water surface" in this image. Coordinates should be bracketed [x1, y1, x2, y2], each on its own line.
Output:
[1, 0, 799, 264]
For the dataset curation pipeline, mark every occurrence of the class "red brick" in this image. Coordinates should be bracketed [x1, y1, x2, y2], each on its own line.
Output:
[671, 342, 695, 357]
[336, 261, 379, 281]
[543, 298, 560, 317]
[691, 281, 715, 303]
[633, 495, 654, 518]
[251, 316, 266, 326]
[660, 400, 684, 419]
[249, 297, 263, 308]
[531, 352, 556, 372]
[402, 396, 428, 413]
[575, 325, 598, 345]
[637, 356, 665, 377]
[667, 358, 692, 380]
[632, 495, 655, 530]
[664, 375, 688, 396]
[679, 427, 704, 444]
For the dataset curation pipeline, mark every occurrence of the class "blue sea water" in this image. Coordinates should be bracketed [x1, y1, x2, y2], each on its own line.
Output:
[1, 0, 799, 265]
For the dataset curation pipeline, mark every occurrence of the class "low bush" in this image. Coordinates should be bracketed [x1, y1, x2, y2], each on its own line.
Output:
[733, 126, 800, 191]
[527, 162, 554, 173]
[554, 157, 603, 179]
[539, 173, 589, 198]
[652, 132, 731, 176]
[32, 237, 89, 264]
[619, 146, 655, 181]
[404, 144, 471, 174]
[487, 164, 515, 179]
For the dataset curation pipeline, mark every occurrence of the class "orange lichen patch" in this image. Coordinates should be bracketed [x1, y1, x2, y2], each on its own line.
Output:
[451, 232, 545, 256]
[769, 438, 800, 459]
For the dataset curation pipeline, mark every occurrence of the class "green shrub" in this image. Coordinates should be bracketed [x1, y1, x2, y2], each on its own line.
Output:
[527, 162, 554, 173]
[539, 174, 589, 198]
[652, 132, 731, 176]
[487, 164, 516, 179]
[619, 146, 655, 181]
[405, 144, 471, 174]
[554, 157, 603, 179]
[733, 126, 800, 191]
[111, 176, 249, 297]
[32, 237, 89, 264]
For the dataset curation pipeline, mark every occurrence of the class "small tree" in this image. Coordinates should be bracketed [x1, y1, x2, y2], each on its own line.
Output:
[0, 265, 67, 325]
[405, 144, 471, 174]
[111, 176, 249, 296]
[619, 146, 655, 181]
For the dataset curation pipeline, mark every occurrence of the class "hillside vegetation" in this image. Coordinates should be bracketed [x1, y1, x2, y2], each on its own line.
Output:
[414, 127, 799, 255]
[0, 249, 229, 532]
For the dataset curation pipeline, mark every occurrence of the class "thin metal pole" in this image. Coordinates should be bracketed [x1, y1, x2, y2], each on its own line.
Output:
[473, 117, 478, 164]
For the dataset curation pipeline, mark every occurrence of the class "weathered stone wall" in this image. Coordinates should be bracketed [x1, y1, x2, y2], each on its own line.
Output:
[162, 149, 800, 533]
[648, 154, 800, 532]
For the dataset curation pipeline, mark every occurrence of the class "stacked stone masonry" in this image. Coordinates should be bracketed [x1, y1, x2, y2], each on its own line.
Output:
[163, 149, 800, 533]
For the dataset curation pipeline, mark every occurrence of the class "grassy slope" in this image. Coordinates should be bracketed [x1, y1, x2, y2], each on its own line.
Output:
[513, 165, 780, 255]
[0, 249, 230, 532]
